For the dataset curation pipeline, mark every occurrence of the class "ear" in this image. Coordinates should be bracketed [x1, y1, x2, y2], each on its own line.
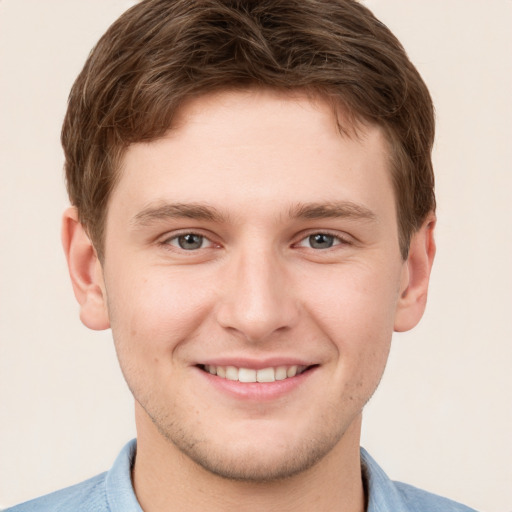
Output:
[394, 213, 436, 332]
[61, 207, 110, 330]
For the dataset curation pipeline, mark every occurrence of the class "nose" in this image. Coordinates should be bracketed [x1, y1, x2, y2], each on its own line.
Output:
[215, 246, 300, 342]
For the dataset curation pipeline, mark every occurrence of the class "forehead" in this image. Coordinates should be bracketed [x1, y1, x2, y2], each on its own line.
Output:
[111, 88, 394, 225]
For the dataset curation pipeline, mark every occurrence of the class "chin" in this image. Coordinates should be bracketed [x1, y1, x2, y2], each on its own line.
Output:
[178, 439, 339, 482]
[151, 412, 346, 482]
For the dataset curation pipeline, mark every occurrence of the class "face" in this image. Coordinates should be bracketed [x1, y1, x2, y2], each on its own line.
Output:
[97, 89, 412, 481]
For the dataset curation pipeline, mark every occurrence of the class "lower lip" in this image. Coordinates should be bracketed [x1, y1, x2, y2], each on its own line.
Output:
[196, 366, 317, 401]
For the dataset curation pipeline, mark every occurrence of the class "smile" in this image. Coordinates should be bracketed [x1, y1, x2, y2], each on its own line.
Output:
[200, 364, 309, 383]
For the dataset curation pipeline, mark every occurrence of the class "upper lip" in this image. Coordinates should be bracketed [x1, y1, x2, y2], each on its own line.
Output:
[196, 357, 317, 370]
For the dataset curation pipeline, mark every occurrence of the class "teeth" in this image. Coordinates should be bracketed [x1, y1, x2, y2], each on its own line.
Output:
[203, 364, 307, 382]
[287, 365, 298, 378]
[239, 368, 257, 382]
[225, 366, 238, 381]
[256, 367, 275, 383]
[275, 366, 288, 381]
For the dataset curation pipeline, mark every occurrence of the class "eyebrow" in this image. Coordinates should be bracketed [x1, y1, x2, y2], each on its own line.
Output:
[131, 200, 377, 228]
[289, 201, 377, 222]
[132, 202, 226, 227]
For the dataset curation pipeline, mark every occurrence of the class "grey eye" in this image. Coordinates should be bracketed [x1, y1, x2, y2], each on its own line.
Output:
[177, 233, 204, 250]
[308, 233, 335, 249]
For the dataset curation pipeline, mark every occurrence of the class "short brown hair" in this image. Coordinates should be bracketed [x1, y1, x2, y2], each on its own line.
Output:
[62, 0, 435, 260]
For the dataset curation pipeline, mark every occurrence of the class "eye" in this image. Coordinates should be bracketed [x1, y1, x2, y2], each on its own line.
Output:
[166, 233, 212, 251]
[297, 233, 346, 250]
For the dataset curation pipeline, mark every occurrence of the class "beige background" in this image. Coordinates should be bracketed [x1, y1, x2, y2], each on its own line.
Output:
[0, 1, 511, 510]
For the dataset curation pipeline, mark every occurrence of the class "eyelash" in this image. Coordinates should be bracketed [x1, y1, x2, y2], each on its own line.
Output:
[159, 230, 352, 253]
[295, 231, 352, 250]
[160, 231, 217, 251]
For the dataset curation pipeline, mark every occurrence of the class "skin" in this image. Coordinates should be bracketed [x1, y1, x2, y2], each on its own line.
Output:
[63, 89, 435, 512]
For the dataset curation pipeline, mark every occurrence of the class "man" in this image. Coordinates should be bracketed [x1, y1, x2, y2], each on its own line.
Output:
[6, 0, 477, 510]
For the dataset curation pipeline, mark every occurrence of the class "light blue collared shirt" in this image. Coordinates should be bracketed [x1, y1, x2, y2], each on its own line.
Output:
[5, 439, 478, 511]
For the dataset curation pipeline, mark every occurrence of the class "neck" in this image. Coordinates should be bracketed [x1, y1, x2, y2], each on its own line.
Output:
[132, 410, 365, 512]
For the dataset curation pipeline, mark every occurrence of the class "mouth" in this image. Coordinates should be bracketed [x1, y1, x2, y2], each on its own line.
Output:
[198, 364, 316, 383]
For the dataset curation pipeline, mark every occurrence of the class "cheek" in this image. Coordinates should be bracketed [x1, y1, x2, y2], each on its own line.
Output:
[301, 263, 400, 382]
[303, 262, 401, 335]
[105, 270, 216, 402]
[105, 266, 216, 358]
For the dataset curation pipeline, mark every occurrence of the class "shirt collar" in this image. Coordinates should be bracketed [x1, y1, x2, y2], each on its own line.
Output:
[361, 447, 409, 512]
[105, 439, 142, 512]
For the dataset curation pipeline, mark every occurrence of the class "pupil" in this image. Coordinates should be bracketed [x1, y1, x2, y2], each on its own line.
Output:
[310, 233, 334, 249]
[178, 234, 203, 250]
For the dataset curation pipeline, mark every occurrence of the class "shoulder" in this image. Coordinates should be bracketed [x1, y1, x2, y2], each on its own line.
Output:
[360, 447, 479, 512]
[3, 472, 108, 512]
[393, 481, 479, 512]
[4, 440, 139, 512]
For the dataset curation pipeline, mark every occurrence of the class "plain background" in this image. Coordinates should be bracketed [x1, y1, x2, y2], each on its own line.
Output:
[0, 1, 511, 510]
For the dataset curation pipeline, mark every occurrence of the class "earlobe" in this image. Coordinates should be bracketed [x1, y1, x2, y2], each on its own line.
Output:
[394, 213, 436, 332]
[61, 207, 110, 330]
